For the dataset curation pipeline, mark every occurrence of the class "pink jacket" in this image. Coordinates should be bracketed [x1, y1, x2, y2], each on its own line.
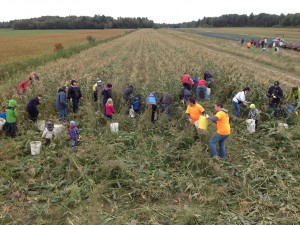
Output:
[105, 104, 115, 116]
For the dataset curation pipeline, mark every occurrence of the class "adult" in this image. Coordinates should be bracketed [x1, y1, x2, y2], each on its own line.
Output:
[247, 42, 251, 49]
[186, 97, 206, 139]
[266, 81, 283, 118]
[196, 79, 208, 101]
[56, 86, 68, 123]
[93, 80, 103, 103]
[240, 38, 244, 45]
[26, 95, 43, 122]
[6, 99, 18, 138]
[287, 87, 300, 110]
[146, 92, 157, 123]
[68, 80, 83, 113]
[180, 73, 194, 91]
[207, 102, 230, 160]
[179, 87, 192, 105]
[203, 70, 213, 83]
[232, 87, 251, 117]
[16, 72, 40, 95]
[102, 83, 113, 108]
[159, 92, 172, 120]
[123, 84, 133, 107]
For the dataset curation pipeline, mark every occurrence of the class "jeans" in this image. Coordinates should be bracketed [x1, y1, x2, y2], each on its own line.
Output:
[59, 108, 67, 122]
[269, 102, 279, 118]
[6, 122, 17, 138]
[196, 85, 207, 101]
[209, 133, 229, 159]
[72, 98, 79, 113]
[160, 104, 171, 120]
[232, 101, 240, 117]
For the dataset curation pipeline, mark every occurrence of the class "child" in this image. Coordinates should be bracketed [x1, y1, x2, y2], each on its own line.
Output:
[105, 98, 115, 120]
[6, 100, 18, 138]
[248, 104, 260, 129]
[68, 120, 79, 148]
[42, 120, 55, 146]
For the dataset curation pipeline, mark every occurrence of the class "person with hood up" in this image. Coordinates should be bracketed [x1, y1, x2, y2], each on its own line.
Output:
[67, 80, 83, 113]
[159, 92, 172, 120]
[206, 102, 230, 160]
[93, 80, 103, 103]
[266, 81, 283, 118]
[102, 83, 113, 109]
[26, 95, 43, 122]
[68, 120, 80, 148]
[123, 84, 133, 107]
[146, 92, 157, 122]
[6, 99, 18, 138]
[56, 85, 68, 123]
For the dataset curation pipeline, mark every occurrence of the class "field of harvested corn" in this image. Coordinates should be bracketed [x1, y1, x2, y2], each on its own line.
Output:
[0, 29, 299, 224]
[0, 29, 133, 64]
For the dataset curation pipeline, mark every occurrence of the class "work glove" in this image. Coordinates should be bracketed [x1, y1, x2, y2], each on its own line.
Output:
[205, 114, 210, 119]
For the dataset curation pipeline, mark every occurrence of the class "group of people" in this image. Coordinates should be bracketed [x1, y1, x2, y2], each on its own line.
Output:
[243, 37, 268, 49]
[1, 70, 299, 157]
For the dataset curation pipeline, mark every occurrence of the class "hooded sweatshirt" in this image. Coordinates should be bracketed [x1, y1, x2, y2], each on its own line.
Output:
[208, 108, 230, 135]
[56, 87, 68, 110]
[146, 93, 157, 105]
[6, 100, 18, 123]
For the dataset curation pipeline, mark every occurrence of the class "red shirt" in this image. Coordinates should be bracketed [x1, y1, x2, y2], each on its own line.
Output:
[181, 74, 194, 85]
[105, 104, 115, 116]
[197, 80, 207, 86]
[16, 80, 30, 93]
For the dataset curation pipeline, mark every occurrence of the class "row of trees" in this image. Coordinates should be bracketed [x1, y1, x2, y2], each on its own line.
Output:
[0, 15, 155, 29]
[0, 13, 299, 29]
[159, 13, 300, 28]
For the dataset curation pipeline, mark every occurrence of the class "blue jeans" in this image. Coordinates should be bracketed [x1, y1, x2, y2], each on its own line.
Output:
[59, 108, 67, 121]
[196, 85, 207, 101]
[232, 101, 240, 117]
[269, 102, 279, 118]
[209, 133, 229, 159]
[160, 104, 172, 120]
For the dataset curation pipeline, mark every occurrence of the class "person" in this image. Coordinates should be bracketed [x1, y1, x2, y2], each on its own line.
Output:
[179, 87, 192, 105]
[159, 92, 172, 120]
[67, 80, 83, 113]
[250, 38, 254, 45]
[185, 97, 206, 139]
[6, 99, 18, 138]
[287, 87, 300, 110]
[248, 104, 260, 129]
[123, 84, 133, 107]
[203, 70, 213, 83]
[146, 92, 157, 123]
[180, 73, 194, 91]
[56, 85, 68, 123]
[93, 80, 103, 103]
[247, 42, 251, 49]
[196, 79, 208, 101]
[42, 119, 55, 146]
[16, 72, 40, 95]
[68, 120, 79, 148]
[241, 38, 244, 45]
[0, 106, 6, 123]
[131, 95, 142, 114]
[207, 102, 230, 160]
[266, 81, 283, 118]
[232, 87, 251, 117]
[105, 98, 115, 120]
[102, 83, 112, 109]
[26, 95, 43, 122]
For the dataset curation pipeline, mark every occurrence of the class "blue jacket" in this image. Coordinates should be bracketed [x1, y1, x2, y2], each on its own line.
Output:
[56, 88, 68, 110]
[146, 93, 157, 105]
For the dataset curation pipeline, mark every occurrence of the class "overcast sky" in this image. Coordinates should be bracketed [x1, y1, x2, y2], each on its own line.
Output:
[1, 0, 299, 23]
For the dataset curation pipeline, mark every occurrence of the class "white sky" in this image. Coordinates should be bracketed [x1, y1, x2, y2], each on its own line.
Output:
[1, 0, 299, 23]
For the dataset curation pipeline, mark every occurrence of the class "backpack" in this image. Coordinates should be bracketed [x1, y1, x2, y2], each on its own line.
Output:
[131, 95, 141, 112]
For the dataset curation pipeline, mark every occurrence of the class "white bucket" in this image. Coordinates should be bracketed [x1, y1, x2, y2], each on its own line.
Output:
[129, 109, 135, 118]
[53, 124, 63, 136]
[110, 123, 119, 133]
[246, 119, 255, 133]
[206, 88, 211, 99]
[30, 141, 41, 155]
[278, 123, 288, 130]
[0, 118, 6, 130]
[37, 120, 46, 131]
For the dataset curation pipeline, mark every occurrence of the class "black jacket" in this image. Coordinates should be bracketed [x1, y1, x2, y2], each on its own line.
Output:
[102, 88, 112, 105]
[68, 85, 82, 100]
[26, 96, 40, 116]
[267, 86, 283, 104]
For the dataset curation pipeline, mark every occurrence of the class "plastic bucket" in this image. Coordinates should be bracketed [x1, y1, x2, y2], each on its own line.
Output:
[129, 109, 135, 118]
[246, 119, 255, 133]
[206, 88, 211, 99]
[278, 123, 288, 130]
[0, 118, 6, 130]
[30, 141, 41, 155]
[53, 124, 63, 136]
[110, 123, 119, 133]
[37, 120, 46, 131]
[198, 115, 208, 130]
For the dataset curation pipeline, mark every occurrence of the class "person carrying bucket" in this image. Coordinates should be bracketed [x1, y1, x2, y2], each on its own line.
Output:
[185, 97, 206, 140]
[232, 87, 251, 118]
[5, 99, 18, 138]
[206, 102, 230, 160]
[248, 104, 260, 130]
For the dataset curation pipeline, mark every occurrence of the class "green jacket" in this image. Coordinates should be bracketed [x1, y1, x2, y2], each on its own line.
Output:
[290, 87, 300, 104]
[6, 100, 18, 123]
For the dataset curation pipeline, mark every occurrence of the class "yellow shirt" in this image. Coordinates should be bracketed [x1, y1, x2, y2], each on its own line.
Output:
[92, 83, 97, 92]
[216, 111, 230, 135]
[186, 103, 205, 123]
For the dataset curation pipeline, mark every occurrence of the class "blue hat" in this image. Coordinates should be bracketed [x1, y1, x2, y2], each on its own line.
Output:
[70, 121, 76, 126]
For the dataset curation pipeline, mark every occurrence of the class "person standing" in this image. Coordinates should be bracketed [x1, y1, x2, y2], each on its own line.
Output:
[68, 80, 83, 113]
[68, 120, 79, 148]
[105, 98, 115, 120]
[6, 99, 18, 138]
[266, 81, 283, 118]
[159, 92, 172, 120]
[207, 102, 230, 160]
[26, 95, 43, 122]
[102, 83, 113, 109]
[56, 85, 68, 123]
[93, 80, 103, 103]
[123, 84, 133, 108]
[232, 87, 251, 117]
[146, 92, 157, 123]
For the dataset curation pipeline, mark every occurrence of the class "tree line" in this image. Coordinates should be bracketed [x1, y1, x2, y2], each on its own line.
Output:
[0, 15, 155, 29]
[0, 13, 299, 29]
